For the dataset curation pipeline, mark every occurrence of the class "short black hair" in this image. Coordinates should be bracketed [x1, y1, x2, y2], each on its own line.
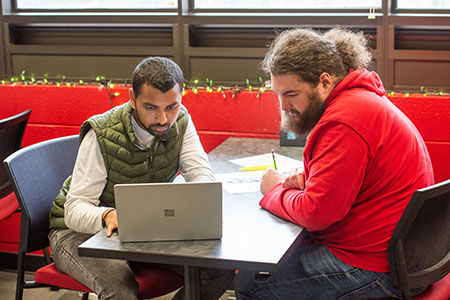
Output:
[132, 57, 184, 97]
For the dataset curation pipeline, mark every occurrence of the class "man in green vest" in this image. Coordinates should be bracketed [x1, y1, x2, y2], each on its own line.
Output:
[48, 57, 234, 300]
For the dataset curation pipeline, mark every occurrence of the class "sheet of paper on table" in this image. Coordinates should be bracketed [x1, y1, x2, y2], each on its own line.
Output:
[230, 153, 303, 173]
[215, 153, 303, 194]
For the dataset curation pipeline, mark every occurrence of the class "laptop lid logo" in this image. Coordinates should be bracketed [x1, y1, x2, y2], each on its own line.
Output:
[164, 209, 175, 217]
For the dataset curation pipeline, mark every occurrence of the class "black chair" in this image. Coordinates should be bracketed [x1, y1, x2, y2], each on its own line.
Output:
[0, 109, 31, 221]
[385, 179, 450, 300]
[3, 134, 183, 300]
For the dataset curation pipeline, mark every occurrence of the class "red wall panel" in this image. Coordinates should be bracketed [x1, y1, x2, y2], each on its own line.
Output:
[183, 90, 281, 135]
[23, 124, 80, 146]
[426, 142, 450, 183]
[389, 95, 450, 142]
[0, 85, 129, 125]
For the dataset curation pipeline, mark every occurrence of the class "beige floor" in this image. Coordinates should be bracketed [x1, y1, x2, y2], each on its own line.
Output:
[0, 270, 235, 300]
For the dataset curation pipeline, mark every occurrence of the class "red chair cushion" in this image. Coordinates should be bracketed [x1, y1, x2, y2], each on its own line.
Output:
[372, 272, 450, 300]
[133, 264, 184, 299]
[0, 192, 19, 221]
[35, 262, 184, 299]
[35, 263, 92, 292]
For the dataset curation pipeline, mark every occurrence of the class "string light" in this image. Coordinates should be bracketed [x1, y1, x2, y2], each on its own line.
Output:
[217, 86, 226, 98]
[257, 87, 265, 98]
[193, 79, 199, 94]
[232, 85, 240, 98]
[246, 78, 253, 92]
[1, 72, 449, 99]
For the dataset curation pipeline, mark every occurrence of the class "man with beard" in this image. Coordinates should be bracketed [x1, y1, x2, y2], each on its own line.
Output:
[48, 57, 234, 300]
[234, 28, 434, 299]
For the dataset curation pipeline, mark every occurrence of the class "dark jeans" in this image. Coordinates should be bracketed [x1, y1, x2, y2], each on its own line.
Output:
[49, 228, 234, 300]
[235, 244, 424, 300]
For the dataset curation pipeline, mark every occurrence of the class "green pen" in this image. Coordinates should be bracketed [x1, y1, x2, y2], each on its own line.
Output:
[271, 149, 278, 171]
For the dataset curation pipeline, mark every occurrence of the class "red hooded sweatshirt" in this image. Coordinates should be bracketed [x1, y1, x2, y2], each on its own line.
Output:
[260, 69, 434, 272]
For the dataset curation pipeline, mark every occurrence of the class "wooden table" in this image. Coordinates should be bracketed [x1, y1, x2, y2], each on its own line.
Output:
[79, 137, 305, 299]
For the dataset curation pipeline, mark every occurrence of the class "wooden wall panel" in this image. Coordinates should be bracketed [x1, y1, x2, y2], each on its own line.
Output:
[394, 60, 450, 88]
[11, 55, 146, 79]
[190, 57, 267, 82]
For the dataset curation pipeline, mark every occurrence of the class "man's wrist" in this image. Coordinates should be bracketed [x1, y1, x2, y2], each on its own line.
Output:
[102, 208, 116, 228]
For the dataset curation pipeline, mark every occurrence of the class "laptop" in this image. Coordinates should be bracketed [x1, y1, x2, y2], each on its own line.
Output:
[114, 181, 222, 243]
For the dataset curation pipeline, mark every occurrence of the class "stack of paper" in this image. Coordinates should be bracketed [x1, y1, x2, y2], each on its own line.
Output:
[215, 153, 303, 194]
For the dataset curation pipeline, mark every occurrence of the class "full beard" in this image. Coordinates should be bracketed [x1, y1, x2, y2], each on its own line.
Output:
[281, 90, 326, 136]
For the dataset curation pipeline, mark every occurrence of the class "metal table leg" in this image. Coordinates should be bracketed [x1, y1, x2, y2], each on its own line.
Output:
[184, 265, 200, 300]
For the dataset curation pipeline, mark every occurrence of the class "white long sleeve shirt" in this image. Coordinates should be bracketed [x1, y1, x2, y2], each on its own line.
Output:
[64, 116, 215, 234]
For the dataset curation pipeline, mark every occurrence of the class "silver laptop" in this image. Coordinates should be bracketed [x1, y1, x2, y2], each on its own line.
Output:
[114, 181, 222, 243]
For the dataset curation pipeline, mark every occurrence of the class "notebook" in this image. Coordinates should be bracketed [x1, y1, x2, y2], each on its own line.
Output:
[113, 181, 222, 242]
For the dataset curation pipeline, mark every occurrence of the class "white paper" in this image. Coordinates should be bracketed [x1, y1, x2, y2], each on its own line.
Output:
[216, 153, 303, 194]
[215, 171, 264, 194]
[230, 153, 303, 173]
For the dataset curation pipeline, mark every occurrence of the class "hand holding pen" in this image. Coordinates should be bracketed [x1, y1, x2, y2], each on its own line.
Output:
[259, 150, 284, 194]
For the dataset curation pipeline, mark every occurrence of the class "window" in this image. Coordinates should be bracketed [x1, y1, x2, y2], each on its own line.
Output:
[194, 0, 382, 9]
[396, 0, 450, 9]
[15, 0, 177, 10]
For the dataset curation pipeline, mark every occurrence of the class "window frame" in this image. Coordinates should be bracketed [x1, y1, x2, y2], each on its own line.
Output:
[188, 0, 382, 14]
[391, 0, 450, 14]
[10, 0, 179, 13]
[4, 0, 450, 15]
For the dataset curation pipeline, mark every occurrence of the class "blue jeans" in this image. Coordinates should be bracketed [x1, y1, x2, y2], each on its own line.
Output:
[49, 228, 234, 300]
[235, 244, 424, 300]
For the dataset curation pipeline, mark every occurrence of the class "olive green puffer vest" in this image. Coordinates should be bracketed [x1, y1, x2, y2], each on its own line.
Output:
[49, 101, 189, 229]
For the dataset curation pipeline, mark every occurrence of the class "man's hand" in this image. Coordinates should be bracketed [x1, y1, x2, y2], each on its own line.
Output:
[102, 209, 118, 237]
[260, 168, 285, 195]
[282, 167, 305, 190]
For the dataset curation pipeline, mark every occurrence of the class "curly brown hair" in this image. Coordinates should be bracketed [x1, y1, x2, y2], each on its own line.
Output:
[261, 28, 372, 86]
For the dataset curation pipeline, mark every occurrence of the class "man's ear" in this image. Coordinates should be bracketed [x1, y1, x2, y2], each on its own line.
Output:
[318, 72, 333, 91]
[129, 88, 136, 110]
[316, 72, 334, 100]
